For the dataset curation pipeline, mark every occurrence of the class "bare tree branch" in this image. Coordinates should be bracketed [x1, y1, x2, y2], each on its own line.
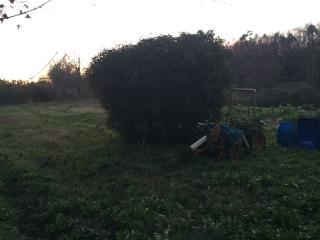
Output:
[0, 0, 53, 22]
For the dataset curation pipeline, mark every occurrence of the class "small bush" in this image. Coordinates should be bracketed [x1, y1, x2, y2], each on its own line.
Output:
[89, 31, 230, 143]
[288, 87, 320, 106]
[32, 82, 55, 102]
[257, 86, 320, 107]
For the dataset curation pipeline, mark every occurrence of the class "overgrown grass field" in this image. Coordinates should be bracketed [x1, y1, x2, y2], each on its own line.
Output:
[0, 101, 320, 239]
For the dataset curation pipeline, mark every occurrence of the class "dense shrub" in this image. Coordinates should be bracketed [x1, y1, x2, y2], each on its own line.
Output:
[88, 31, 230, 143]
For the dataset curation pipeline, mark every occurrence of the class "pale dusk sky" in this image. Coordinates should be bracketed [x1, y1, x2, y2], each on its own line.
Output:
[0, 0, 319, 80]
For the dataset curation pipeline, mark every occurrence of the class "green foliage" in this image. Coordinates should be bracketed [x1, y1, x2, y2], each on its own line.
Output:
[258, 87, 320, 107]
[88, 31, 230, 143]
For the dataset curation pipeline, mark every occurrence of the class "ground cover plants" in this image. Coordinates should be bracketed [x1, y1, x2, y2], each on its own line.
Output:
[0, 101, 319, 239]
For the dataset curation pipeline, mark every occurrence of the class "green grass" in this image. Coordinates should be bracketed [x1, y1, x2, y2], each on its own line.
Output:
[0, 101, 320, 239]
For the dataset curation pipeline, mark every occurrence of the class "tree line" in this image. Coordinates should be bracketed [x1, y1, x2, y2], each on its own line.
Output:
[1, 23, 320, 107]
[231, 23, 320, 106]
[0, 55, 92, 105]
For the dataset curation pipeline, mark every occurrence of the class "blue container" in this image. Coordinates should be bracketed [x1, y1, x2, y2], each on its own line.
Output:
[297, 118, 320, 150]
[277, 121, 297, 147]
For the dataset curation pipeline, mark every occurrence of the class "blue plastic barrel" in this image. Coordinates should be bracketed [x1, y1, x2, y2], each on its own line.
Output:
[297, 118, 320, 150]
[277, 121, 297, 147]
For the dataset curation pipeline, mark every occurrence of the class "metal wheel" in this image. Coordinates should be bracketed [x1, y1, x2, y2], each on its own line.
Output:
[251, 130, 266, 153]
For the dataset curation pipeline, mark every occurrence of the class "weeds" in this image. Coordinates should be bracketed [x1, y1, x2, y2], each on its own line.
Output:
[0, 102, 319, 239]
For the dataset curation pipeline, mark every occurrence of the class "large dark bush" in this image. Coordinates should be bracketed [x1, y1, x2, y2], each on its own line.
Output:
[89, 31, 230, 143]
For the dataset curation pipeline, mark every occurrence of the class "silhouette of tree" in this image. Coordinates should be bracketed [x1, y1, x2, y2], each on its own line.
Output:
[306, 24, 319, 84]
[232, 24, 320, 87]
[231, 23, 320, 106]
[48, 54, 81, 99]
